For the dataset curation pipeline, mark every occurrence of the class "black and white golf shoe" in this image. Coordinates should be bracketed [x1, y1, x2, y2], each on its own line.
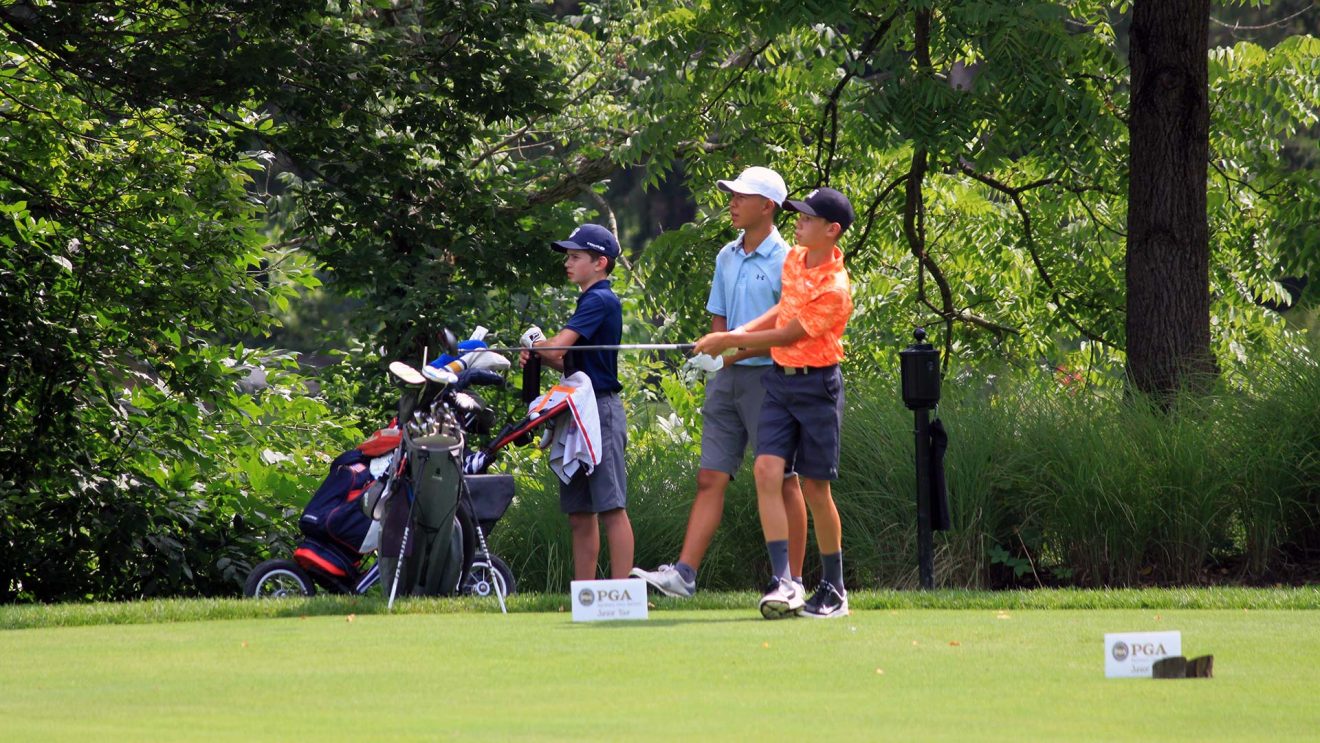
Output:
[758, 576, 804, 620]
[799, 581, 849, 619]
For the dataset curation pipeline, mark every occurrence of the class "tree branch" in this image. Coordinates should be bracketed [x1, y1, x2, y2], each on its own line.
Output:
[701, 39, 772, 117]
[813, 13, 898, 185]
[850, 169, 909, 265]
[520, 153, 617, 210]
[958, 162, 1120, 349]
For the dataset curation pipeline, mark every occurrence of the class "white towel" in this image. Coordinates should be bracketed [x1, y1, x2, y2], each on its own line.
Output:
[527, 371, 602, 484]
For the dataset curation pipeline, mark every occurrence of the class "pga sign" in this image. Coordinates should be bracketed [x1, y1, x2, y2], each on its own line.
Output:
[571, 578, 648, 622]
[1105, 631, 1181, 678]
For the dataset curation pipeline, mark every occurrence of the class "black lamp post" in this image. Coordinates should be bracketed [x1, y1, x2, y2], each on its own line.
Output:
[899, 327, 941, 589]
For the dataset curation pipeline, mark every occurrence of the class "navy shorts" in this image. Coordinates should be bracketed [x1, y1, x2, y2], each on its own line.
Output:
[755, 365, 844, 481]
[560, 393, 627, 514]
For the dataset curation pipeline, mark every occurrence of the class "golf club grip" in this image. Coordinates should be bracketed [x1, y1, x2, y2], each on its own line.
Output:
[521, 351, 541, 404]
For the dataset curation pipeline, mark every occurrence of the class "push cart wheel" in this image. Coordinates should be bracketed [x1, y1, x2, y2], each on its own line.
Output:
[462, 554, 516, 597]
[244, 559, 317, 599]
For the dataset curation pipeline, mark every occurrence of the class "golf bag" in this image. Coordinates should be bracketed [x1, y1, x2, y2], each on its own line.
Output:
[378, 430, 470, 597]
[375, 380, 522, 601]
[291, 448, 380, 591]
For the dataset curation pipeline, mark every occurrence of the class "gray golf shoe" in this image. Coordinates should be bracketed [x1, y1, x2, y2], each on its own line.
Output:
[758, 576, 804, 619]
[630, 564, 696, 598]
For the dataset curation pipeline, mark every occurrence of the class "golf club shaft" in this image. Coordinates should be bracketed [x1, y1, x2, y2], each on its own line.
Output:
[476, 343, 695, 354]
[387, 522, 409, 610]
[472, 520, 507, 615]
[387, 479, 415, 611]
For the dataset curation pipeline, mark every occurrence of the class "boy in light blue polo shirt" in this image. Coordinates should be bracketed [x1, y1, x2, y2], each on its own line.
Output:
[632, 167, 809, 598]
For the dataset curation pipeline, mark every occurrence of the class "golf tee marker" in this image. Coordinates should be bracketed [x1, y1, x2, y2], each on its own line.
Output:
[570, 578, 648, 622]
[1105, 631, 1181, 678]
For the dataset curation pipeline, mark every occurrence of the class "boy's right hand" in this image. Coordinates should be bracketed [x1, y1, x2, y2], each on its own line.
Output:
[693, 332, 731, 356]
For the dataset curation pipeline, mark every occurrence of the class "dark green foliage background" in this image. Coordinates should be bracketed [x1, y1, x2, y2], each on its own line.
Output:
[1, 1, 1317, 601]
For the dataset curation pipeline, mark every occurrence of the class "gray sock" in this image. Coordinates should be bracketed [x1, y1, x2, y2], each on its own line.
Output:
[821, 551, 845, 593]
[766, 540, 790, 580]
[674, 561, 696, 583]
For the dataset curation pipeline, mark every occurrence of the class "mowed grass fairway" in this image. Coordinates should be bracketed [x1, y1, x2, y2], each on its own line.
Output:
[4, 599, 1319, 741]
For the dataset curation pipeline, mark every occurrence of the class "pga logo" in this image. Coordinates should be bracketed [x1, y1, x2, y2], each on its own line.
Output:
[1111, 641, 1129, 662]
[1113, 640, 1170, 662]
[580, 588, 634, 605]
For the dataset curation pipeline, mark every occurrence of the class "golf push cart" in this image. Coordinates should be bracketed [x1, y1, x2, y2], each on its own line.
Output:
[244, 328, 571, 609]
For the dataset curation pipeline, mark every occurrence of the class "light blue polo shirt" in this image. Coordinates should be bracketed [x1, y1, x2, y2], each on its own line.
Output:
[705, 227, 790, 367]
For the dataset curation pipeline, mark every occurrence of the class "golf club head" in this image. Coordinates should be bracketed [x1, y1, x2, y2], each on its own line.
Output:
[361, 478, 387, 520]
[439, 328, 459, 358]
[389, 361, 427, 386]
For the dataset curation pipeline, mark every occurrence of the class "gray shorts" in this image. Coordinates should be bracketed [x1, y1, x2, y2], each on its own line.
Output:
[699, 363, 776, 476]
[560, 393, 627, 514]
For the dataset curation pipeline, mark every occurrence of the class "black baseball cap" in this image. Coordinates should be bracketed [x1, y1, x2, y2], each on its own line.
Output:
[551, 223, 621, 258]
[783, 187, 855, 232]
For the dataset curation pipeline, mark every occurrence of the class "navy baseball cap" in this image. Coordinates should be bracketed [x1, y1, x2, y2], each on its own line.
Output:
[783, 187, 855, 232]
[552, 223, 620, 258]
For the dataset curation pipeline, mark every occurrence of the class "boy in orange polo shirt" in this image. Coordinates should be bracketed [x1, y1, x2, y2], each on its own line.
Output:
[693, 187, 855, 619]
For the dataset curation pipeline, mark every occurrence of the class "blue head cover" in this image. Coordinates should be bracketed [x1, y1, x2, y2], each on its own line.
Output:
[428, 339, 487, 368]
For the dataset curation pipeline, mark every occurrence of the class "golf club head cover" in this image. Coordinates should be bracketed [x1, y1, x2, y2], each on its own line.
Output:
[455, 368, 505, 390]
[464, 348, 511, 372]
[428, 339, 489, 372]
[421, 365, 458, 384]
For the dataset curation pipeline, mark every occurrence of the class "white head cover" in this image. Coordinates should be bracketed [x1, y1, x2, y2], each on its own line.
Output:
[717, 166, 788, 206]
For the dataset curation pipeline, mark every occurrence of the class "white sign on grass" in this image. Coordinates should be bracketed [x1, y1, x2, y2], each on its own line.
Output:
[1105, 631, 1181, 678]
[571, 578, 648, 622]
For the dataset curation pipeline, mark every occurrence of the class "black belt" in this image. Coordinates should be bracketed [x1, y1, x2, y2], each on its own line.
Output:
[774, 363, 838, 376]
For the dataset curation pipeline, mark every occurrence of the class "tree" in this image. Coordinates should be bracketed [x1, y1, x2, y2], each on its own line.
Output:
[0, 0, 574, 600]
[1126, 0, 1216, 396]
[538, 2, 1318, 385]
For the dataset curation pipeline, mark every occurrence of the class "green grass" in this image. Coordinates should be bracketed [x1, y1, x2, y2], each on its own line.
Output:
[4, 587, 1319, 630]
[4, 603, 1319, 740]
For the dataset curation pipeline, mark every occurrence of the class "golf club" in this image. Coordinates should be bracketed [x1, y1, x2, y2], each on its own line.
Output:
[387, 482, 416, 611]
[477, 342, 696, 354]
[388, 360, 428, 386]
[471, 518, 507, 614]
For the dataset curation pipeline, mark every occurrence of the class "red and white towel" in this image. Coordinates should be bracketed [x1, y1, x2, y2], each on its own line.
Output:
[527, 371, 602, 483]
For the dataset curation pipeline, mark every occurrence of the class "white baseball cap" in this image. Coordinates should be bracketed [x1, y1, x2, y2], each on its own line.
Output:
[717, 166, 787, 206]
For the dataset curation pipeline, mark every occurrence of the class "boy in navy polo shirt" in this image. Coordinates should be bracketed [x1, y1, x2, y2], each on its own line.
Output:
[519, 223, 634, 581]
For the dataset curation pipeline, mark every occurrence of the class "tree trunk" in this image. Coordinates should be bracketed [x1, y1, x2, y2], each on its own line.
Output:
[1126, 0, 1217, 397]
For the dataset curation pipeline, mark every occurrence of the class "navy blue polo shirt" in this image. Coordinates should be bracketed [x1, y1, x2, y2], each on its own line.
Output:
[564, 279, 622, 394]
